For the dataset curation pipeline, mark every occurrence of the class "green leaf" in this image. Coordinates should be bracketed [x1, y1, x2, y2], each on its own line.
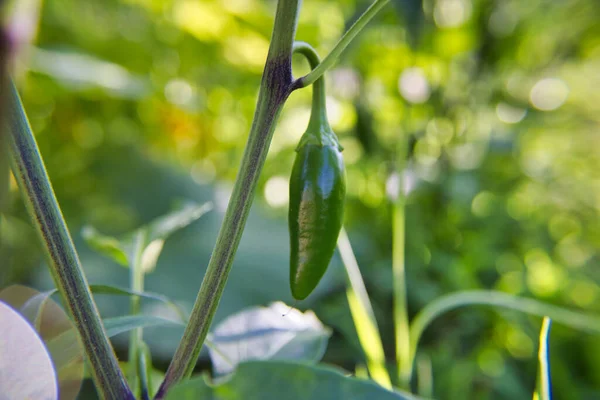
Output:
[0, 301, 58, 400]
[81, 225, 129, 267]
[165, 361, 423, 400]
[207, 302, 331, 376]
[82, 202, 212, 272]
[534, 317, 553, 400]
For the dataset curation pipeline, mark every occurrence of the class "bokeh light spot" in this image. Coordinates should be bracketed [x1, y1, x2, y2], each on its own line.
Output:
[434, 0, 472, 28]
[496, 102, 527, 124]
[529, 78, 569, 111]
[525, 249, 564, 297]
[264, 176, 289, 208]
[398, 68, 430, 104]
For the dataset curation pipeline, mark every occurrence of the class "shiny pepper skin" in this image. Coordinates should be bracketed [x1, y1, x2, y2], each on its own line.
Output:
[289, 139, 346, 300]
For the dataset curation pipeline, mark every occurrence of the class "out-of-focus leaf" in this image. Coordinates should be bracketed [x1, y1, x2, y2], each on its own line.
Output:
[82, 202, 212, 273]
[534, 317, 553, 400]
[0, 300, 58, 400]
[165, 361, 422, 400]
[207, 302, 331, 376]
[81, 225, 130, 267]
[139, 238, 165, 273]
[137, 201, 212, 273]
[28, 48, 149, 98]
[145, 202, 213, 244]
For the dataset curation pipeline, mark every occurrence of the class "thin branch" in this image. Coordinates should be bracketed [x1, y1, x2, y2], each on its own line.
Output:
[296, 0, 390, 88]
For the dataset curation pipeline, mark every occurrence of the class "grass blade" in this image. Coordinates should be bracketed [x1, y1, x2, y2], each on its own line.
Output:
[338, 228, 392, 389]
[534, 317, 553, 400]
[409, 291, 600, 383]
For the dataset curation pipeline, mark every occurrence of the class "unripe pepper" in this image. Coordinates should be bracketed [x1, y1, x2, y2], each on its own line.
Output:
[289, 43, 346, 300]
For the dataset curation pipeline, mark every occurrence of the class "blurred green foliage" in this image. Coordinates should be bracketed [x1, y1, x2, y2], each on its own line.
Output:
[2, 0, 600, 399]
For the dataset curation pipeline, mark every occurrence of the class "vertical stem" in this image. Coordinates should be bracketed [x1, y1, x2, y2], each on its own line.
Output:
[5, 81, 133, 400]
[394, 133, 410, 388]
[129, 230, 147, 398]
[155, 1, 301, 397]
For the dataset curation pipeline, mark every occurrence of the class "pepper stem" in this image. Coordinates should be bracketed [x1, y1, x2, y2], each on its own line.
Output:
[292, 42, 338, 148]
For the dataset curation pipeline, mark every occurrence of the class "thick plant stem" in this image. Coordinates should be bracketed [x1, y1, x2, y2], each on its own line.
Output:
[299, 0, 390, 88]
[155, 1, 301, 397]
[5, 81, 133, 400]
[394, 137, 411, 389]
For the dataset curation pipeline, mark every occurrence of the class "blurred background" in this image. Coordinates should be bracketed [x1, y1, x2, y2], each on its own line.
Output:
[1, 0, 600, 398]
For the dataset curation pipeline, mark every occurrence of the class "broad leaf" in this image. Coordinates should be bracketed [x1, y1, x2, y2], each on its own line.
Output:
[165, 361, 422, 400]
[0, 301, 58, 400]
[207, 302, 331, 376]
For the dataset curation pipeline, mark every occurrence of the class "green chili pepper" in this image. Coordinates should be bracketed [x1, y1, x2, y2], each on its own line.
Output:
[289, 43, 346, 300]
